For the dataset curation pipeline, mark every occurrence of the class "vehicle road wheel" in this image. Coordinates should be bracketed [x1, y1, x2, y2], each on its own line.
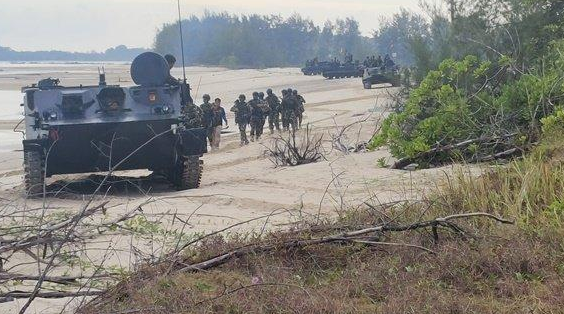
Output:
[363, 82, 372, 89]
[171, 155, 203, 190]
[24, 149, 45, 196]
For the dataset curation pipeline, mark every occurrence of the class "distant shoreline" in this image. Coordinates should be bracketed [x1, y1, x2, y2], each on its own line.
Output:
[0, 45, 148, 63]
[0, 61, 131, 65]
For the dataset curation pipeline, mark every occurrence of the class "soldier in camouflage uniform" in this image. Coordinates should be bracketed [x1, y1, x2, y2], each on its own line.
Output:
[258, 92, 268, 136]
[248, 92, 268, 142]
[280, 89, 289, 130]
[292, 89, 305, 129]
[281, 89, 298, 132]
[200, 94, 214, 145]
[230, 94, 250, 146]
[265, 88, 281, 134]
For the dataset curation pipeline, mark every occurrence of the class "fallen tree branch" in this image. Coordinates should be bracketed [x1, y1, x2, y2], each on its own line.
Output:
[178, 212, 513, 272]
[392, 133, 519, 169]
[0, 290, 103, 303]
[0, 273, 112, 285]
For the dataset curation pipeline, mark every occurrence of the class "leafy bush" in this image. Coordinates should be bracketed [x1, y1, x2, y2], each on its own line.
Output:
[370, 54, 564, 166]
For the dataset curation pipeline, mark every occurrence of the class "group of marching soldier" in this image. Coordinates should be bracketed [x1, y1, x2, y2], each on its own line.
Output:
[167, 54, 308, 150]
[230, 88, 305, 146]
[183, 88, 306, 150]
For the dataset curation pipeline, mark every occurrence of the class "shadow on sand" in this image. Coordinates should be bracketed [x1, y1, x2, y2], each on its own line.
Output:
[36, 173, 175, 199]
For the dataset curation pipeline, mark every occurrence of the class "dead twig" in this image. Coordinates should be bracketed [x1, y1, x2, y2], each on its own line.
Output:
[177, 212, 513, 272]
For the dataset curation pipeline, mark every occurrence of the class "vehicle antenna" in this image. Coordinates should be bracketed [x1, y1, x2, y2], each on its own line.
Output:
[194, 77, 202, 100]
[177, 0, 187, 83]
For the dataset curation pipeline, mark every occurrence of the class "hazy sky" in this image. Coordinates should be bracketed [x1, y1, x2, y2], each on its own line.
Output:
[0, 0, 423, 52]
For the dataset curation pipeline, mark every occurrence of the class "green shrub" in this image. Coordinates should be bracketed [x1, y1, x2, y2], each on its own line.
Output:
[370, 54, 564, 165]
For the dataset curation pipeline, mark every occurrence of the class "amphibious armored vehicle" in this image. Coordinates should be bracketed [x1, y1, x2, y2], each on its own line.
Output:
[301, 61, 334, 76]
[322, 63, 364, 79]
[362, 66, 401, 89]
[21, 52, 207, 195]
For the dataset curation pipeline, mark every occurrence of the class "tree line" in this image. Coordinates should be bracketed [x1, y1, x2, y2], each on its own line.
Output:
[0, 45, 148, 62]
[154, 12, 374, 68]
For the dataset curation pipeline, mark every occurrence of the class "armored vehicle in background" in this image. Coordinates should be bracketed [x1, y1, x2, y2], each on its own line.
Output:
[301, 60, 334, 76]
[322, 62, 364, 79]
[21, 52, 207, 195]
[362, 66, 401, 89]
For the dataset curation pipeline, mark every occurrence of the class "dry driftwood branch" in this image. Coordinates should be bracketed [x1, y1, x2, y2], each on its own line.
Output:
[0, 273, 112, 285]
[392, 133, 519, 169]
[177, 212, 513, 273]
[0, 290, 103, 303]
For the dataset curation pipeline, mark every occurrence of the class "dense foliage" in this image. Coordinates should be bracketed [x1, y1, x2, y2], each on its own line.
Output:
[154, 13, 373, 68]
[370, 0, 564, 166]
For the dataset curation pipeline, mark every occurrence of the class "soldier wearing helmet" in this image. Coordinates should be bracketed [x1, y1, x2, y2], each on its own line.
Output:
[200, 94, 214, 145]
[231, 94, 250, 146]
[248, 92, 268, 141]
[265, 88, 281, 134]
[293, 89, 306, 129]
[281, 88, 298, 132]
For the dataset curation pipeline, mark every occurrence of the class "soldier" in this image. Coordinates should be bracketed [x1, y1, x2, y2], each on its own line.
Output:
[164, 54, 179, 86]
[200, 94, 214, 145]
[280, 90, 289, 130]
[248, 92, 268, 142]
[209, 98, 227, 151]
[281, 88, 298, 132]
[384, 54, 395, 69]
[265, 88, 281, 134]
[258, 91, 269, 134]
[165, 53, 194, 106]
[230, 94, 250, 146]
[293, 89, 306, 129]
[376, 55, 383, 68]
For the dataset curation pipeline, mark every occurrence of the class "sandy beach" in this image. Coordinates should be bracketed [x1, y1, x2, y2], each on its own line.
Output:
[0, 63, 470, 313]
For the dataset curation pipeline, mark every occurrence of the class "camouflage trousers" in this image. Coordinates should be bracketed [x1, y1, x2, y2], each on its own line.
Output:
[250, 117, 265, 140]
[268, 112, 280, 133]
[238, 123, 249, 145]
[282, 111, 297, 132]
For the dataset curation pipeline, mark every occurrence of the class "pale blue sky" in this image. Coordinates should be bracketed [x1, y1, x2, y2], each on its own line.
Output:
[0, 0, 425, 52]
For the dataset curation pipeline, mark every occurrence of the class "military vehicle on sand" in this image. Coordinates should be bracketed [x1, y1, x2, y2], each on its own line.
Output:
[362, 66, 401, 89]
[301, 60, 335, 75]
[322, 62, 364, 79]
[21, 52, 208, 195]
